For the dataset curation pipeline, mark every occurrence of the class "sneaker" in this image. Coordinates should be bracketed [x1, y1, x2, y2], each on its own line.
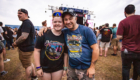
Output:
[4, 59, 10, 63]
[129, 78, 133, 80]
[0, 71, 8, 76]
[31, 76, 38, 80]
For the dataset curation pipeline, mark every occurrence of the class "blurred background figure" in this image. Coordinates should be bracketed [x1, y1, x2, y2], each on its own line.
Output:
[5, 26, 14, 50]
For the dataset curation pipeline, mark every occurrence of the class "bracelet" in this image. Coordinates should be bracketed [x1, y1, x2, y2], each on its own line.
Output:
[36, 66, 41, 69]
[64, 67, 67, 71]
[37, 67, 42, 71]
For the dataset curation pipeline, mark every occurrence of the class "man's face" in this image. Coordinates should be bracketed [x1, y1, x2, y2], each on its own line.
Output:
[18, 11, 27, 21]
[63, 14, 77, 30]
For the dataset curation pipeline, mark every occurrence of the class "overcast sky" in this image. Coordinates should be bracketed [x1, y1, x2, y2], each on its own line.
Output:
[0, 0, 140, 27]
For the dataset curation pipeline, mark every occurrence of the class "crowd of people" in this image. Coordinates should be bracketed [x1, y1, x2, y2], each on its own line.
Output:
[0, 4, 140, 80]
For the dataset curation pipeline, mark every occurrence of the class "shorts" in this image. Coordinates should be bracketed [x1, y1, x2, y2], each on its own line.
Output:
[0, 41, 4, 54]
[97, 34, 102, 40]
[100, 41, 110, 48]
[18, 49, 33, 68]
[67, 65, 95, 80]
[111, 38, 119, 46]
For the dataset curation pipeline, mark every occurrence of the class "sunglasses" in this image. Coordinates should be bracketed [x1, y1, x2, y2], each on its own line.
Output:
[53, 12, 62, 17]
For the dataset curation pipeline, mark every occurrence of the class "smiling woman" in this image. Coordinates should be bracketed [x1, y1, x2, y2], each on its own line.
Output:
[34, 9, 68, 80]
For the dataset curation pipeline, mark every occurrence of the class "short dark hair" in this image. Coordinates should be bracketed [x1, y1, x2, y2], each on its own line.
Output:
[99, 26, 102, 29]
[0, 22, 3, 26]
[113, 23, 116, 26]
[125, 4, 135, 14]
[105, 23, 109, 27]
[84, 22, 89, 27]
[96, 27, 98, 29]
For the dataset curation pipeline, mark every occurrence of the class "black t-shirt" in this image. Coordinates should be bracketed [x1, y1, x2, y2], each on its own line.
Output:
[17, 19, 35, 52]
[100, 28, 112, 42]
[35, 30, 68, 73]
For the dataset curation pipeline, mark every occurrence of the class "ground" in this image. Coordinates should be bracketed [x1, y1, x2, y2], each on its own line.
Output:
[0, 48, 139, 80]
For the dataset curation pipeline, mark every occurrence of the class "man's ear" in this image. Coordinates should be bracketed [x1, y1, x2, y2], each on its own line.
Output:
[75, 17, 77, 21]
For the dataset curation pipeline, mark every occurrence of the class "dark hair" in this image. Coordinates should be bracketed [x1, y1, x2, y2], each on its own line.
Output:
[105, 23, 109, 27]
[113, 23, 116, 26]
[0, 22, 3, 26]
[99, 26, 102, 29]
[96, 27, 98, 29]
[84, 22, 89, 27]
[125, 4, 135, 14]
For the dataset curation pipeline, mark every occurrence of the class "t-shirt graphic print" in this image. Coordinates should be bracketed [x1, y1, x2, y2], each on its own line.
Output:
[67, 34, 82, 58]
[45, 40, 64, 61]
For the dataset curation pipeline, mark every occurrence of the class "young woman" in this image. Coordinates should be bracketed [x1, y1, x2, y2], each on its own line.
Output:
[34, 10, 68, 80]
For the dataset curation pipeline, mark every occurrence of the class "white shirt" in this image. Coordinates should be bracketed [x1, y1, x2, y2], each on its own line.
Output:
[0, 26, 5, 40]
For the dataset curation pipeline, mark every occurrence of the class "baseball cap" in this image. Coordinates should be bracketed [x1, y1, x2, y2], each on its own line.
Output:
[62, 9, 76, 18]
[18, 8, 30, 18]
[125, 4, 135, 14]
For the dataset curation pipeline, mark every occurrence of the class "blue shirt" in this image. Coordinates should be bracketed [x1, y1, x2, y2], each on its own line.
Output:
[112, 27, 118, 39]
[63, 25, 97, 69]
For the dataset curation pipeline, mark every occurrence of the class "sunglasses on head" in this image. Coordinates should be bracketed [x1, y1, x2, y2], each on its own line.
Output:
[53, 12, 62, 17]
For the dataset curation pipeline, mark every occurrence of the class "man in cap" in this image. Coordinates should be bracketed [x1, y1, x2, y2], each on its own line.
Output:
[117, 4, 140, 80]
[12, 8, 37, 80]
[62, 9, 99, 80]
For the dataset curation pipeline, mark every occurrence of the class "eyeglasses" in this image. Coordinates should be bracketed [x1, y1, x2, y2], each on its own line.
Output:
[18, 9, 28, 14]
[53, 12, 62, 17]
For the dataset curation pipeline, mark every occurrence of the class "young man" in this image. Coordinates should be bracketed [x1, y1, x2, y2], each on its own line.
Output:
[0, 22, 10, 63]
[99, 23, 112, 57]
[12, 9, 37, 80]
[38, 9, 99, 80]
[111, 24, 118, 56]
[117, 4, 140, 80]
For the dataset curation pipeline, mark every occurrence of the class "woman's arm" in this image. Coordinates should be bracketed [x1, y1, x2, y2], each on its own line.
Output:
[34, 48, 41, 67]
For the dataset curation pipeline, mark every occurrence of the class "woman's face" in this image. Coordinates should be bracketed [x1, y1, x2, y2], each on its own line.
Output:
[52, 17, 64, 31]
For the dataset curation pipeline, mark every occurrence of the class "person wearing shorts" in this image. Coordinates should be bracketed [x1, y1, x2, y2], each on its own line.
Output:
[0, 41, 8, 76]
[12, 9, 37, 80]
[100, 23, 112, 57]
[111, 24, 118, 56]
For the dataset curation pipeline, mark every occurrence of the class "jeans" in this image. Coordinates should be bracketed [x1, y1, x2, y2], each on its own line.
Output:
[121, 51, 140, 80]
[6, 39, 14, 49]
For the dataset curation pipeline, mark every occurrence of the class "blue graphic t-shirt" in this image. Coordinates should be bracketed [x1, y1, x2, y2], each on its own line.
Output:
[63, 25, 97, 69]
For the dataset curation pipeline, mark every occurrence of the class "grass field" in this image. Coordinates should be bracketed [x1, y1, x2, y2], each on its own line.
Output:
[0, 48, 139, 80]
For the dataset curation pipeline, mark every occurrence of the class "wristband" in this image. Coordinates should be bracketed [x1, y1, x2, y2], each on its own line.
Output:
[64, 67, 67, 71]
[37, 67, 42, 71]
[36, 66, 41, 69]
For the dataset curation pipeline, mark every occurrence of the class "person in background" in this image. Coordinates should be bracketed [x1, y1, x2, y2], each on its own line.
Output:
[0, 39, 8, 76]
[5, 26, 14, 50]
[100, 23, 112, 57]
[111, 24, 118, 56]
[117, 4, 140, 80]
[84, 22, 89, 27]
[96, 26, 102, 47]
[12, 8, 37, 80]
[0, 22, 10, 63]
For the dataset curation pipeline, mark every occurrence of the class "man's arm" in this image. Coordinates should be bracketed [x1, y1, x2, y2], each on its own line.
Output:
[117, 35, 123, 40]
[14, 32, 29, 45]
[90, 43, 99, 68]
[87, 43, 99, 78]
[110, 34, 113, 40]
